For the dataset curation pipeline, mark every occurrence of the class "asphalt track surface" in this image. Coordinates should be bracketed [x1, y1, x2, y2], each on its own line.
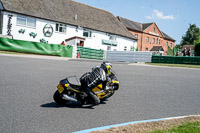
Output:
[0, 55, 200, 133]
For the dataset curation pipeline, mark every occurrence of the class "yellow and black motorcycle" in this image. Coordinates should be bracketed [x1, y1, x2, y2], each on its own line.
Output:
[53, 76, 119, 105]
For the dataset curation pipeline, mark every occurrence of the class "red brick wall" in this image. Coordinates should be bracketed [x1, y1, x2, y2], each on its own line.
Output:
[129, 23, 175, 52]
[129, 30, 143, 51]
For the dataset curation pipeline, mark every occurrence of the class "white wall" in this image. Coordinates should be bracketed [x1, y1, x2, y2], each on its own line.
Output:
[117, 36, 137, 51]
[65, 39, 75, 46]
[2, 12, 79, 44]
[83, 30, 137, 51]
[1, 11, 137, 51]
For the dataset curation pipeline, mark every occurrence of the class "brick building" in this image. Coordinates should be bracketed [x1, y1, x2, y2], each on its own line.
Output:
[117, 16, 175, 53]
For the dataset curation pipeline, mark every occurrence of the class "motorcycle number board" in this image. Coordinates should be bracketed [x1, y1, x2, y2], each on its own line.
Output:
[57, 84, 64, 93]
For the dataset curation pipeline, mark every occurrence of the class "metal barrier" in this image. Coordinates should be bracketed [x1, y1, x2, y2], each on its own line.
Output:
[105, 51, 152, 62]
[152, 55, 200, 65]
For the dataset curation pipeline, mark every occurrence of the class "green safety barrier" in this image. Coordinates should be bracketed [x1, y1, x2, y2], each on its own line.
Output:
[152, 55, 200, 65]
[0, 37, 73, 57]
[77, 46, 104, 60]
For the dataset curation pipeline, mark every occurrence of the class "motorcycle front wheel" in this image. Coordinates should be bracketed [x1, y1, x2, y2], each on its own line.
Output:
[101, 91, 115, 101]
[53, 90, 68, 105]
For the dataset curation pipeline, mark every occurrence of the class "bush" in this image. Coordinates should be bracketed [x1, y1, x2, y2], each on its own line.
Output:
[194, 40, 200, 56]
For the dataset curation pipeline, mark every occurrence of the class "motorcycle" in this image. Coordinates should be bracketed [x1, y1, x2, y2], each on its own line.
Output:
[53, 75, 119, 106]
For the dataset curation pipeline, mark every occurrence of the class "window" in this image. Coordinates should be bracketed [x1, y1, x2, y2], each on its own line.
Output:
[109, 35, 116, 40]
[107, 46, 111, 51]
[170, 43, 173, 47]
[17, 15, 26, 26]
[135, 34, 138, 38]
[124, 46, 127, 51]
[166, 42, 168, 46]
[158, 39, 160, 44]
[152, 38, 155, 44]
[17, 15, 36, 28]
[153, 27, 155, 32]
[130, 46, 135, 51]
[146, 37, 149, 42]
[56, 23, 66, 33]
[83, 29, 92, 37]
[27, 17, 36, 28]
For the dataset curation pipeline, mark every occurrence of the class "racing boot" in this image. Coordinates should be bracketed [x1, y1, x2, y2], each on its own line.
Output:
[85, 88, 100, 106]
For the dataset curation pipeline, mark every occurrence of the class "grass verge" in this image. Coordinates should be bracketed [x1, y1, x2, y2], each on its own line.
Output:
[146, 63, 200, 69]
[149, 122, 200, 133]
[0, 50, 59, 57]
[91, 116, 200, 133]
[0, 50, 27, 55]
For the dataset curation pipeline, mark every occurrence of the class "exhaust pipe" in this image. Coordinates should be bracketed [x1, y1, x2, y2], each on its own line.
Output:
[62, 94, 78, 102]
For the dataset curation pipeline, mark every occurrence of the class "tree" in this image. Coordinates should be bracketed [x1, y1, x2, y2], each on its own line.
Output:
[167, 46, 173, 56]
[181, 24, 200, 46]
[175, 44, 182, 49]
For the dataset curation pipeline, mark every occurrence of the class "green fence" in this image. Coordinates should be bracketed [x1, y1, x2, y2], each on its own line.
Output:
[0, 37, 73, 57]
[77, 46, 104, 60]
[152, 55, 200, 65]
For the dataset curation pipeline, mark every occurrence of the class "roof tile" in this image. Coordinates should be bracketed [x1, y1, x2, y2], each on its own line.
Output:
[0, 0, 136, 39]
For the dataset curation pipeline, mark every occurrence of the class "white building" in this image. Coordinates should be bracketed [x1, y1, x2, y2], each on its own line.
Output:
[0, 0, 137, 51]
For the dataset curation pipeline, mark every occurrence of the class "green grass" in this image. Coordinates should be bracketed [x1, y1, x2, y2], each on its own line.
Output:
[149, 122, 200, 133]
[0, 50, 28, 55]
[147, 63, 200, 69]
[0, 50, 58, 57]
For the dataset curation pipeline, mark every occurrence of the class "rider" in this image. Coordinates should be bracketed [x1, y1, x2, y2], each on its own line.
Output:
[80, 61, 117, 106]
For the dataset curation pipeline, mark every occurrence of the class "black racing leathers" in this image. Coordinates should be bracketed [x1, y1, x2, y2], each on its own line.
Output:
[80, 66, 107, 105]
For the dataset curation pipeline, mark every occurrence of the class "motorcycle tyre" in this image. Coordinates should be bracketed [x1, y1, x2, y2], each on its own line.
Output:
[53, 90, 69, 105]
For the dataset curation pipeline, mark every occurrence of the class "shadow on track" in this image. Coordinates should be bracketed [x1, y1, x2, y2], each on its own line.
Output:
[40, 101, 107, 109]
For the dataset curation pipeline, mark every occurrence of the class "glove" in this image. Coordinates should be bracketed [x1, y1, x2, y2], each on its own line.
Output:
[105, 86, 110, 90]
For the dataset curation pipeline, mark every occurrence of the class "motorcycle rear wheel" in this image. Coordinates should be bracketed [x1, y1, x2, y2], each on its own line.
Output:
[53, 90, 68, 105]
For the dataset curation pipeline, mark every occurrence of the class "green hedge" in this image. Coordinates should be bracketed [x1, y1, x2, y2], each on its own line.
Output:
[152, 55, 200, 65]
[0, 37, 73, 57]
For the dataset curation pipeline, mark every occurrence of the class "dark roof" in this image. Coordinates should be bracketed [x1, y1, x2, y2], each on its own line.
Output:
[150, 46, 164, 51]
[182, 45, 194, 50]
[0, 0, 136, 40]
[117, 16, 153, 32]
[65, 36, 85, 42]
[117, 16, 142, 31]
[117, 16, 175, 41]
[142, 23, 153, 31]
[161, 31, 176, 41]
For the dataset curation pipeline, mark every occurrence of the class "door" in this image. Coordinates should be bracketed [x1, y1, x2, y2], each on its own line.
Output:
[78, 41, 84, 47]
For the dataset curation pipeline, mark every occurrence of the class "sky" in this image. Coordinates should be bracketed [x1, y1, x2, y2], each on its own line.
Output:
[74, 0, 200, 44]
